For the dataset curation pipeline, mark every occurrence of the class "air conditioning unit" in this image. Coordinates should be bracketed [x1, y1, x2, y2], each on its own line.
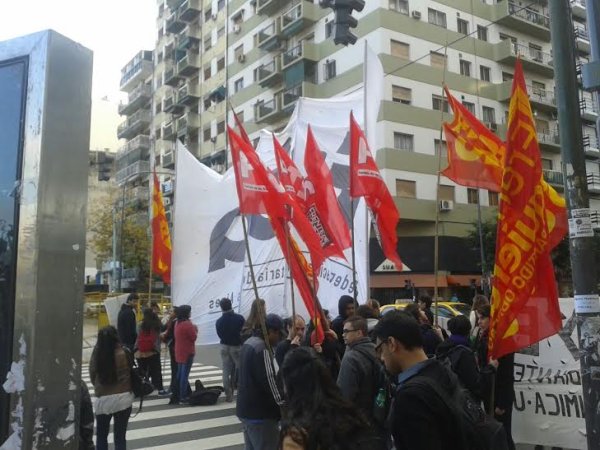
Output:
[234, 24, 241, 34]
[164, 197, 172, 206]
[412, 10, 421, 19]
[439, 200, 454, 212]
[484, 121, 498, 131]
[237, 53, 246, 63]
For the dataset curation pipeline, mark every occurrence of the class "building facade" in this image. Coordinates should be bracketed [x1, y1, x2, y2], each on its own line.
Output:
[140, 0, 599, 301]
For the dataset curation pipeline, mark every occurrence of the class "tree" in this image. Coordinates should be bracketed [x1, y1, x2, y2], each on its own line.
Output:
[88, 192, 150, 286]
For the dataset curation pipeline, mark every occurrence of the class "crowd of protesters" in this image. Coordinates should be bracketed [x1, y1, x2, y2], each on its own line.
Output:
[88, 291, 515, 450]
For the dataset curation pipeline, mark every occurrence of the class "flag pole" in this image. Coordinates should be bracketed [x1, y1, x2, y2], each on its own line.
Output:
[433, 43, 450, 327]
[284, 218, 297, 321]
[476, 198, 489, 297]
[148, 171, 155, 309]
[362, 40, 371, 301]
[350, 198, 358, 307]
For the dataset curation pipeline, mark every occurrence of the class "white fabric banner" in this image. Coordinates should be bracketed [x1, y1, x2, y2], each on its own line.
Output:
[512, 298, 587, 449]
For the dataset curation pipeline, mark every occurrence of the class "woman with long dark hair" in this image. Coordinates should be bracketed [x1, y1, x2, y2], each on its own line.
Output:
[136, 308, 166, 394]
[240, 298, 266, 343]
[279, 347, 373, 450]
[89, 326, 133, 450]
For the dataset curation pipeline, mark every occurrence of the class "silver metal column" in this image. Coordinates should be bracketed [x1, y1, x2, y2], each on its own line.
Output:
[0, 30, 92, 449]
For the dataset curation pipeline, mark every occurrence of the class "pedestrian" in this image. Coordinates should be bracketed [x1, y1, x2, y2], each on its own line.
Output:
[136, 307, 167, 395]
[355, 304, 379, 340]
[404, 303, 442, 357]
[373, 311, 465, 450]
[89, 326, 134, 450]
[174, 304, 197, 404]
[275, 315, 306, 367]
[279, 347, 374, 450]
[215, 297, 245, 402]
[241, 298, 266, 343]
[474, 304, 515, 450]
[337, 316, 389, 448]
[417, 295, 434, 326]
[470, 294, 490, 338]
[330, 295, 356, 351]
[161, 306, 179, 403]
[236, 313, 285, 450]
[117, 293, 138, 352]
[366, 298, 382, 317]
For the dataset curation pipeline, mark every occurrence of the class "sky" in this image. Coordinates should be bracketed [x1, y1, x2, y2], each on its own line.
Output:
[0, 0, 156, 151]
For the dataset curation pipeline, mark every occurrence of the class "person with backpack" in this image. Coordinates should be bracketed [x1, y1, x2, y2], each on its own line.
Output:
[136, 308, 167, 395]
[336, 316, 390, 449]
[174, 304, 197, 404]
[117, 293, 138, 352]
[280, 347, 374, 450]
[373, 311, 465, 450]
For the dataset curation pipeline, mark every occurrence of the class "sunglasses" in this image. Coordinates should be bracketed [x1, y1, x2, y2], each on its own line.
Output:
[375, 337, 391, 352]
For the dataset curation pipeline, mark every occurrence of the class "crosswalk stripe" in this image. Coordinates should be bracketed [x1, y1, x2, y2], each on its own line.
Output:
[145, 432, 245, 449]
[129, 401, 236, 422]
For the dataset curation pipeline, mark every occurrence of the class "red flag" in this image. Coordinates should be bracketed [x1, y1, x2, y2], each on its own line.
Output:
[151, 173, 172, 284]
[488, 59, 565, 360]
[232, 108, 252, 146]
[304, 126, 352, 255]
[349, 112, 402, 271]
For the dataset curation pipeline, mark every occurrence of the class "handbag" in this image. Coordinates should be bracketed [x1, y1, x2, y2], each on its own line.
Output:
[131, 364, 153, 398]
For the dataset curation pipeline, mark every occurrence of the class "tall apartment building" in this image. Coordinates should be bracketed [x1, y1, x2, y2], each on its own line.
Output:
[146, 0, 599, 300]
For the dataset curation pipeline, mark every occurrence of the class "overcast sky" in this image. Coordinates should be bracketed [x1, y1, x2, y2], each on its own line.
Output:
[0, 0, 156, 150]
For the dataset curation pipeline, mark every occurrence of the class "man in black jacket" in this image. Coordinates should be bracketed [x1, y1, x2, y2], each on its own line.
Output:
[215, 298, 245, 402]
[236, 313, 284, 450]
[117, 293, 138, 351]
[373, 311, 464, 450]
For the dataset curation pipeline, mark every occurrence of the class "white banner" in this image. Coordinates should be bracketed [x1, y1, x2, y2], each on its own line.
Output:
[513, 298, 587, 449]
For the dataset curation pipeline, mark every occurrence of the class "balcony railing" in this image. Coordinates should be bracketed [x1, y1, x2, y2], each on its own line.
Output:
[257, 58, 282, 87]
[282, 84, 303, 110]
[118, 83, 152, 115]
[257, 22, 281, 50]
[537, 130, 560, 146]
[588, 173, 600, 193]
[508, 1, 550, 28]
[116, 160, 151, 185]
[543, 169, 564, 187]
[255, 97, 280, 121]
[527, 85, 556, 107]
[117, 110, 151, 139]
[580, 98, 599, 116]
[283, 44, 303, 67]
[584, 134, 600, 158]
[513, 42, 553, 66]
[574, 27, 589, 41]
[117, 135, 150, 161]
[591, 210, 600, 229]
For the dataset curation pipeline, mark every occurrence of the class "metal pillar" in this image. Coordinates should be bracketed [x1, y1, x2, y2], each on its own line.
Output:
[549, 2, 600, 448]
[582, 0, 600, 153]
[0, 30, 92, 448]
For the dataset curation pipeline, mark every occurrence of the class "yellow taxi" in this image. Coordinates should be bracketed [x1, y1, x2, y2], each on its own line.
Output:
[380, 301, 471, 329]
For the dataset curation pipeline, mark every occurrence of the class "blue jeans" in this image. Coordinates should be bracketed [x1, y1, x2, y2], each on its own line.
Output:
[177, 355, 194, 401]
[96, 407, 131, 450]
[220, 344, 241, 399]
[239, 418, 279, 450]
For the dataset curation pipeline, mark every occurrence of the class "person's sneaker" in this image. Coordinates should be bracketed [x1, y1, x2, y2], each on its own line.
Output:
[158, 389, 170, 396]
[180, 398, 190, 405]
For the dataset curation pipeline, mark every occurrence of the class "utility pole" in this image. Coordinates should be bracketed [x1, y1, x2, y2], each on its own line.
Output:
[549, 1, 600, 448]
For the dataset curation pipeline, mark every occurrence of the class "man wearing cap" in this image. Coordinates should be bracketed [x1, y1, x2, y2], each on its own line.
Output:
[236, 313, 285, 450]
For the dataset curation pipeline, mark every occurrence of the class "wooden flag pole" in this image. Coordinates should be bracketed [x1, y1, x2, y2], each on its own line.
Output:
[349, 198, 358, 307]
[284, 218, 297, 322]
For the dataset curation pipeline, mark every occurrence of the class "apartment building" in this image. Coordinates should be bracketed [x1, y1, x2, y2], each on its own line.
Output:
[142, 0, 599, 300]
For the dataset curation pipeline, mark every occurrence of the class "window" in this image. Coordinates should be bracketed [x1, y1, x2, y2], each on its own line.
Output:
[396, 180, 416, 198]
[467, 188, 479, 204]
[217, 0, 225, 11]
[217, 120, 225, 135]
[392, 85, 412, 104]
[536, 118, 550, 133]
[488, 191, 499, 206]
[389, 0, 409, 14]
[232, 11, 244, 25]
[234, 77, 244, 93]
[217, 27, 225, 39]
[324, 60, 336, 80]
[462, 101, 475, 114]
[204, 8, 212, 23]
[394, 132, 414, 151]
[532, 80, 545, 95]
[204, 35, 212, 51]
[234, 45, 244, 60]
[428, 8, 447, 28]
[529, 43, 543, 62]
[204, 65, 212, 81]
[430, 51, 447, 69]
[438, 185, 455, 201]
[217, 57, 225, 72]
[459, 59, 471, 77]
[432, 94, 449, 112]
[457, 18, 469, 35]
[541, 158, 553, 170]
[325, 21, 333, 38]
[203, 97, 212, 110]
[391, 40, 410, 59]
[482, 106, 496, 124]
[479, 65, 491, 82]
[502, 71, 513, 82]
[477, 25, 488, 41]
[203, 127, 212, 142]
[434, 139, 447, 156]
[499, 33, 517, 44]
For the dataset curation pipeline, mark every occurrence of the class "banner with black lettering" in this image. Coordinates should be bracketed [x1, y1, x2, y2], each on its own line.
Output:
[513, 298, 587, 449]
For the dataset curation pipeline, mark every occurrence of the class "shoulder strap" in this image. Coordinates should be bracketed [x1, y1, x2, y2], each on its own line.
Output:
[130, 396, 143, 418]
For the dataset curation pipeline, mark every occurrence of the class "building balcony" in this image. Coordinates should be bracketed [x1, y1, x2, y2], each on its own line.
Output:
[282, 41, 319, 69]
[163, 92, 185, 115]
[571, 0, 587, 19]
[258, 58, 282, 88]
[588, 173, 600, 194]
[120, 54, 153, 93]
[179, 0, 201, 22]
[280, 1, 320, 38]
[257, 0, 279, 16]
[591, 209, 600, 230]
[178, 82, 201, 105]
[162, 151, 175, 169]
[257, 22, 282, 52]
[118, 83, 152, 116]
[116, 160, 151, 186]
[124, 185, 149, 208]
[176, 33, 200, 51]
[537, 129, 561, 153]
[543, 169, 564, 189]
[495, 40, 553, 78]
[580, 98, 599, 121]
[281, 82, 317, 112]
[162, 121, 176, 141]
[116, 134, 150, 163]
[176, 51, 201, 77]
[255, 96, 285, 123]
[584, 135, 600, 159]
[167, 0, 184, 10]
[495, 1, 550, 41]
[166, 11, 186, 34]
[496, 81, 556, 114]
[117, 110, 151, 140]
[574, 27, 591, 54]
[176, 112, 200, 137]
[164, 66, 182, 87]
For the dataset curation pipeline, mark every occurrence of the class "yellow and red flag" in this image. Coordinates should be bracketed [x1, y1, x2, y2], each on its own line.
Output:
[151, 173, 172, 284]
[488, 60, 566, 360]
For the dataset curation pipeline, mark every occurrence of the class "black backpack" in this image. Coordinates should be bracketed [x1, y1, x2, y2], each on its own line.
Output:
[188, 379, 224, 406]
[405, 373, 508, 450]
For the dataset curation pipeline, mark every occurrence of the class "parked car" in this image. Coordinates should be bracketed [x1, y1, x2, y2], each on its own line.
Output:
[380, 301, 471, 329]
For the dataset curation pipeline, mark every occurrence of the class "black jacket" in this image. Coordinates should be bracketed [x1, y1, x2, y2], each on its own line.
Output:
[215, 310, 245, 346]
[474, 331, 514, 412]
[391, 359, 464, 450]
[117, 304, 137, 350]
[236, 335, 283, 420]
[275, 339, 299, 367]
[436, 338, 482, 400]
[420, 324, 442, 357]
